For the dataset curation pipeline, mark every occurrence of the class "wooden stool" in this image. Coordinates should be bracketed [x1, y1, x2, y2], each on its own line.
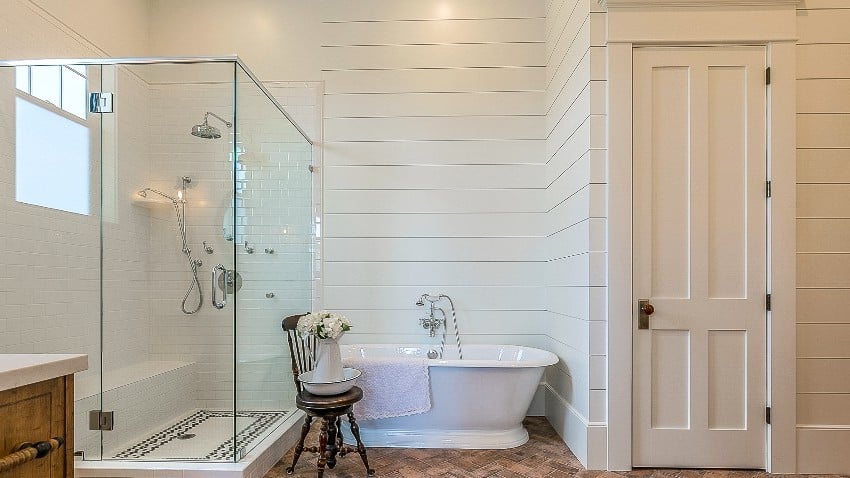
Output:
[283, 314, 374, 477]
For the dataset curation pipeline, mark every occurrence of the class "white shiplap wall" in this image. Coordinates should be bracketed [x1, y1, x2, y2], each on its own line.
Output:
[795, 1, 850, 473]
[543, 0, 607, 468]
[320, 1, 550, 350]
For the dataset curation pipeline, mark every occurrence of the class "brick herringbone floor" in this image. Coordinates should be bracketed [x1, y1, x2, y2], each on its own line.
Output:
[264, 417, 848, 478]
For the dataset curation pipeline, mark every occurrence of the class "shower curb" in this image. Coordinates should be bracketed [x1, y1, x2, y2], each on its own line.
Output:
[74, 410, 304, 478]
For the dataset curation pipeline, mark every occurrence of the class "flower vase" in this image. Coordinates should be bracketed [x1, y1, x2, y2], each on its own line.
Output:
[312, 338, 344, 383]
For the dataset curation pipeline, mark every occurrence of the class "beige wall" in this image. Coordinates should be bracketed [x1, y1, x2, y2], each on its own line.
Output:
[29, 0, 150, 56]
[21, 0, 321, 81]
[147, 0, 322, 81]
[795, 0, 850, 472]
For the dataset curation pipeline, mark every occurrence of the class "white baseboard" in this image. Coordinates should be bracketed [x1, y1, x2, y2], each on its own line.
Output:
[543, 383, 608, 470]
[797, 426, 850, 474]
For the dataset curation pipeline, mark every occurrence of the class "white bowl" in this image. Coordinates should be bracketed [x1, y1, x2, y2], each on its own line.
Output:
[298, 367, 361, 396]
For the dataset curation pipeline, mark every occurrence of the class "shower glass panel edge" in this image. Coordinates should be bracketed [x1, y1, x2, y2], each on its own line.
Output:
[233, 63, 310, 460]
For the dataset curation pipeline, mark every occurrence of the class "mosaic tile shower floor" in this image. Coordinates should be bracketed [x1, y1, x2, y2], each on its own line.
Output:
[114, 409, 288, 461]
[266, 417, 850, 478]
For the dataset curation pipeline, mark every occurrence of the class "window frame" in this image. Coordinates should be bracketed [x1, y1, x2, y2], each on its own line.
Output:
[16, 65, 88, 122]
[13, 64, 97, 217]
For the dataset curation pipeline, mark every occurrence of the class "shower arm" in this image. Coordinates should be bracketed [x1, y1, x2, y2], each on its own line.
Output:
[204, 111, 233, 128]
[139, 187, 177, 203]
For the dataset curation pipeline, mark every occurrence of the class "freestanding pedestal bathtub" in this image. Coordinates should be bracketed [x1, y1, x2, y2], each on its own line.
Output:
[340, 344, 558, 449]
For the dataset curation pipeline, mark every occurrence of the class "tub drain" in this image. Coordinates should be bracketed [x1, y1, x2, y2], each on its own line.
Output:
[176, 433, 196, 440]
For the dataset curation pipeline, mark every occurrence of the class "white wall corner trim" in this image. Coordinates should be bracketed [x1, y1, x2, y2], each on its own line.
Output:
[604, 2, 798, 473]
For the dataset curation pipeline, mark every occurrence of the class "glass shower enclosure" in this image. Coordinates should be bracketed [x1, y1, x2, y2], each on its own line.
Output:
[0, 57, 315, 463]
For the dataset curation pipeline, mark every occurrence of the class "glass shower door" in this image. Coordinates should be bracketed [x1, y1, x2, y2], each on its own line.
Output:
[99, 60, 238, 462]
[232, 64, 315, 458]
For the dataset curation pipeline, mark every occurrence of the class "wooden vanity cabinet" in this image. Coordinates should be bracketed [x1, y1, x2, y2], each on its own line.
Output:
[0, 376, 74, 478]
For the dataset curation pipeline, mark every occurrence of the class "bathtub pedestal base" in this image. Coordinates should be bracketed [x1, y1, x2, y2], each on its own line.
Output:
[343, 425, 530, 449]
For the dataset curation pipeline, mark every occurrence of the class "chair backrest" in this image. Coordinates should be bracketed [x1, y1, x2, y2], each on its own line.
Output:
[282, 313, 314, 393]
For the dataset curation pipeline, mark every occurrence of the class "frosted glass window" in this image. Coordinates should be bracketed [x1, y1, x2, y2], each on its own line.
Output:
[61, 67, 87, 119]
[15, 97, 90, 215]
[15, 66, 28, 91]
[30, 65, 61, 107]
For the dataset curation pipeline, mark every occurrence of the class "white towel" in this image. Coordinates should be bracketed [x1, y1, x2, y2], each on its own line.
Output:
[342, 356, 431, 420]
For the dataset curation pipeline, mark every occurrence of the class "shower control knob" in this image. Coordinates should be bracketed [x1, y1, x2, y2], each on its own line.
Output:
[266, 292, 275, 298]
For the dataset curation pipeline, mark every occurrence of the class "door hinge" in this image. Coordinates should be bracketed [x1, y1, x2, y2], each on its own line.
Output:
[766, 294, 772, 311]
[89, 92, 114, 113]
[89, 410, 114, 431]
[766, 180, 772, 198]
[765, 67, 771, 85]
[765, 406, 772, 424]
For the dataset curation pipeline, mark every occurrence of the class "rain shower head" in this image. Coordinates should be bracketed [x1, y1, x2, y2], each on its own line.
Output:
[191, 111, 232, 139]
[191, 123, 221, 139]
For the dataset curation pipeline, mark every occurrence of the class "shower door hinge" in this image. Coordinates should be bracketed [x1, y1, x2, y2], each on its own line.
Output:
[766, 180, 772, 198]
[89, 92, 114, 113]
[766, 293, 772, 311]
[765, 406, 772, 424]
[89, 410, 114, 431]
[765, 67, 771, 85]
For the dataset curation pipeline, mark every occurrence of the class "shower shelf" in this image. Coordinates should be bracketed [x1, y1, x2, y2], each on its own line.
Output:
[131, 196, 173, 208]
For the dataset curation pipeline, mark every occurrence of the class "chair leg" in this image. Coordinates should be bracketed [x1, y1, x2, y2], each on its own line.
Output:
[347, 412, 375, 477]
[335, 416, 345, 456]
[326, 416, 339, 469]
[316, 417, 330, 478]
[286, 415, 312, 475]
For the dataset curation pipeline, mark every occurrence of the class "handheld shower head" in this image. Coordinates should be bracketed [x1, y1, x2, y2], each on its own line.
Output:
[191, 111, 232, 139]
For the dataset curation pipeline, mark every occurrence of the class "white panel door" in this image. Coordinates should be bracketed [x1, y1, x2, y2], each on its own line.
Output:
[632, 46, 767, 468]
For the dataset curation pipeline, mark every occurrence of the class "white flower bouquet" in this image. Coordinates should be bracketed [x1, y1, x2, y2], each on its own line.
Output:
[296, 311, 352, 340]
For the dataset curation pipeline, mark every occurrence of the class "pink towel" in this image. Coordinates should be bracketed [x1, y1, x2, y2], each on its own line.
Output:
[342, 356, 431, 420]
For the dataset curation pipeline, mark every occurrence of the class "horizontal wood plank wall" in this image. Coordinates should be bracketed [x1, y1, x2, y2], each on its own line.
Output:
[544, 0, 607, 468]
[319, 1, 548, 350]
[796, 2, 850, 474]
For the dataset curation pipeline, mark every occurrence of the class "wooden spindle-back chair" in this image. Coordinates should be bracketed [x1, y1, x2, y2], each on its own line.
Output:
[281, 314, 374, 477]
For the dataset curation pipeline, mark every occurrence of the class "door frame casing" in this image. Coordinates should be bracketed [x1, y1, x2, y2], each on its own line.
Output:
[604, 0, 798, 472]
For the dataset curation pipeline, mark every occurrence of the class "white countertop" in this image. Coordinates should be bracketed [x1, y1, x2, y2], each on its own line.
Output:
[0, 354, 88, 392]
